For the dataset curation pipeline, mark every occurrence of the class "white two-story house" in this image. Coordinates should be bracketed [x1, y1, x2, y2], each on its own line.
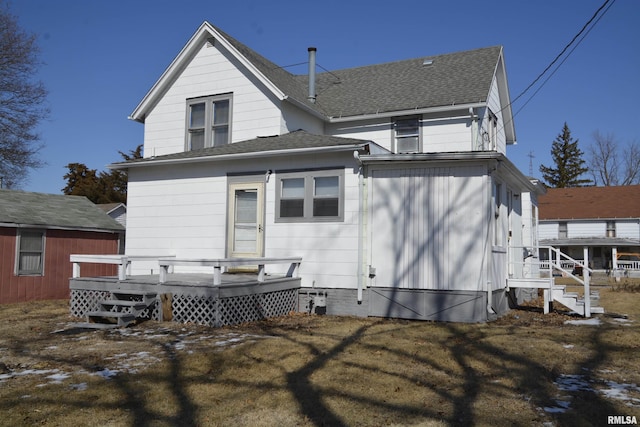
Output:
[539, 185, 640, 272]
[111, 22, 542, 322]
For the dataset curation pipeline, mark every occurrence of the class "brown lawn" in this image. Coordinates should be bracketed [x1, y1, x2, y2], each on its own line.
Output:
[1, 278, 639, 426]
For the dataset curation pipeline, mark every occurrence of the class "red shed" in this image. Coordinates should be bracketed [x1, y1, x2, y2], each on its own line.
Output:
[0, 189, 124, 304]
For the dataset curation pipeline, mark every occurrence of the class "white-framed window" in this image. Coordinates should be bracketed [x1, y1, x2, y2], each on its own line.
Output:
[276, 170, 344, 222]
[606, 221, 616, 237]
[558, 222, 568, 239]
[16, 229, 45, 276]
[186, 94, 232, 150]
[486, 110, 498, 150]
[394, 117, 420, 153]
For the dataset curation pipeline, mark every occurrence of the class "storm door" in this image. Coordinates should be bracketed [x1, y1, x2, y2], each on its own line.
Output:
[227, 181, 265, 258]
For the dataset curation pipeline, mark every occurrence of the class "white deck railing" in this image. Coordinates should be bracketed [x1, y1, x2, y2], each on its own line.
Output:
[157, 257, 302, 285]
[70, 254, 176, 281]
[70, 254, 302, 286]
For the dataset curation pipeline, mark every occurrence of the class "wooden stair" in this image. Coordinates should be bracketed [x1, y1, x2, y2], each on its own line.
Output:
[72, 290, 157, 329]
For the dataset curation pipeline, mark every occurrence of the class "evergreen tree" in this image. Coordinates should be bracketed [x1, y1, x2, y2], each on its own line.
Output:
[539, 123, 591, 188]
[62, 145, 142, 203]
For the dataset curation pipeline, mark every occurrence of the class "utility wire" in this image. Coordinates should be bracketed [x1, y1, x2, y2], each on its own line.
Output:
[510, 0, 614, 107]
[512, 0, 615, 119]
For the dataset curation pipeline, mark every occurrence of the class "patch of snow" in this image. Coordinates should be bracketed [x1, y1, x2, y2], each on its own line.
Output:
[45, 346, 58, 350]
[563, 344, 574, 349]
[555, 374, 592, 392]
[70, 383, 88, 391]
[93, 368, 118, 379]
[46, 372, 71, 383]
[564, 318, 602, 326]
[544, 399, 571, 413]
[613, 318, 634, 323]
[600, 381, 640, 407]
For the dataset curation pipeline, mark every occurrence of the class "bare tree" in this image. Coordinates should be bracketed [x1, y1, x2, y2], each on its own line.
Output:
[0, 3, 48, 188]
[588, 131, 640, 186]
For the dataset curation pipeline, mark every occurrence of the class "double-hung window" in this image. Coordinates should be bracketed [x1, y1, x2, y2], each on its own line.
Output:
[16, 229, 45, 275]
[558, 222, 568, 239]
[606, 221, 616, 237]
[186, 94, 231, 150]
[276, 170, 344, 222]
[394, 117, 420, 153]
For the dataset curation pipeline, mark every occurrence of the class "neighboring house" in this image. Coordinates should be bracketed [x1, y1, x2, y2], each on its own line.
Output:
[109, 22, 542, 322]
[98, 203, 127, 228]
[0, 190, 124, 304]
[538, 185, 640, 271]
[98, 203, 127, 254]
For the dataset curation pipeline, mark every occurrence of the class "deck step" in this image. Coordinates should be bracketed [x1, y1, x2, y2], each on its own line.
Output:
[68, 322, 119, 330]
[100, 300, 148, 310]
[86, 311, 136, 327]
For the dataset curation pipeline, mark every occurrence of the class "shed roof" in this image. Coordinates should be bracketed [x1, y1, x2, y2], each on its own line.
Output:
[538, 185, 640, 220]
[110, 130, 381, 168]
[0, 190, 125, 232]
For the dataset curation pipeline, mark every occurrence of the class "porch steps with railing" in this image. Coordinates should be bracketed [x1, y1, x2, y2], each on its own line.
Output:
[507, 277, 604, 316]
[71, 290, 157, 329]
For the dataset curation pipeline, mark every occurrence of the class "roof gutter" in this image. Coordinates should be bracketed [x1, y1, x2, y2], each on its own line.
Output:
[0, 222, 123, 233]
[109, 143, 370, 170]
[328, 102, 487, 123]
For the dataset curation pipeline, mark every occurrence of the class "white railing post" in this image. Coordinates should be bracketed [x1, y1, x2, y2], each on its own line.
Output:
[584, 246, 591, 317]
[73, 262, 81, 278]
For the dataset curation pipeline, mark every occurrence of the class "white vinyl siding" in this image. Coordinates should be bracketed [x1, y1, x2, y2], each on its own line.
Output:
[142, 43, 282, 158]
[369, 165, 488, 291]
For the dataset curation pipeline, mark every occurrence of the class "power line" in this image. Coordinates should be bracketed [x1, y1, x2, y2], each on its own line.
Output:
[510, 0, 615, 107]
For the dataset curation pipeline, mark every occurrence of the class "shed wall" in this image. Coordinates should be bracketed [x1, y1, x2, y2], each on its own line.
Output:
[0, 227, 119, 304]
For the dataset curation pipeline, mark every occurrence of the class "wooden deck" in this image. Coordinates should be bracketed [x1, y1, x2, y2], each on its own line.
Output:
[70, 272, 301, 328]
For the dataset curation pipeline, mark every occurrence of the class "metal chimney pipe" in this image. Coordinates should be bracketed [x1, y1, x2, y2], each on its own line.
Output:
[308, 47, 316, 103]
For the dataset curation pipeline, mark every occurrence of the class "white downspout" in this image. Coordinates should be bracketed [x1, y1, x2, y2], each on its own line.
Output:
[354, 151, 364, 304]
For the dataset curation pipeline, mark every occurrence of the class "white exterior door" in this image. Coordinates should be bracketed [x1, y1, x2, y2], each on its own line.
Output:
[227, 182, 264, 258]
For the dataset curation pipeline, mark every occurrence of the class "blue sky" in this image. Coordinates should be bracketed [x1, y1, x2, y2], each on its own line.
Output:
[9, 0, 640, 194]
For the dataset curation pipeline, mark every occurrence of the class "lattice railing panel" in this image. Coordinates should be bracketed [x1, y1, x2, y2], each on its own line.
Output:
[70, 289, 110, 318]
[172, 294, 217, 326]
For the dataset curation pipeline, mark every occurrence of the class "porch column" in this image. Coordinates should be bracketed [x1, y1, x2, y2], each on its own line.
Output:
[583, 246, 590, 318]
[612, 247, 618, 270]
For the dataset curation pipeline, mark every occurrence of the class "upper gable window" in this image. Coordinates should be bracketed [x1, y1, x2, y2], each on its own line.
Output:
[16, 229, 45, 276]
[186, 94, 232, 150]
[394, 117, 420, 153]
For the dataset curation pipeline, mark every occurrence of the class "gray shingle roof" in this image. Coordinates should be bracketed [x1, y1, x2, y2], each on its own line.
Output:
[309, 46, 502, 118]
[0, 190, 125, 231]
[114, 130, 371, 166]
[216, 24, 501, 119]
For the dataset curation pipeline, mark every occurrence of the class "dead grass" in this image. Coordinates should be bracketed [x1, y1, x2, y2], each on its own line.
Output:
[1, 284, 640, 426]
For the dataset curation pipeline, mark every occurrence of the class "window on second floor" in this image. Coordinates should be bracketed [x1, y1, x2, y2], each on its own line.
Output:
[558, 222, 568, 239]
[394, 117, 420, 153]
[16, 229, 45, 276]
[606, 221, 616, 237]
[186, 94, 231, 151]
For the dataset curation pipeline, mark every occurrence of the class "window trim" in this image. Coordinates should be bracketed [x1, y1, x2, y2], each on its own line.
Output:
[185, 93, 232, 151]
[393, 116, 421, 153]
[275, 169, 345, 223]
[15, 229, 46, 276]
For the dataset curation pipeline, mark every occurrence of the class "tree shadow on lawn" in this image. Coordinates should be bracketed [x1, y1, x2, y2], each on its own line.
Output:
[0, 308, 631, 427]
